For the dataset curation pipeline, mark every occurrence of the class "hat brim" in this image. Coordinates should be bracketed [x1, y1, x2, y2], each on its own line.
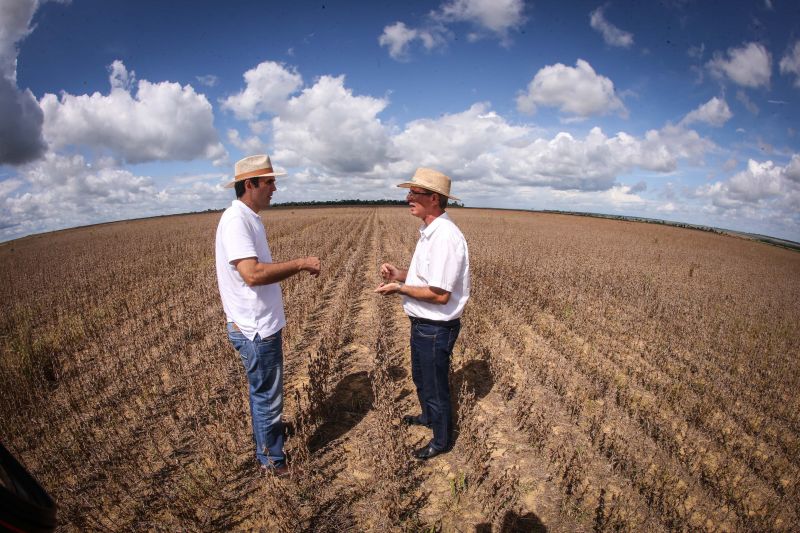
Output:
[224, 170, 287, 189]
[396, 182, 460, 201]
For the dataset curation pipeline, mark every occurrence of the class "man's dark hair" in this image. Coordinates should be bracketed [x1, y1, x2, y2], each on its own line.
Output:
[437, 193, 448, 210]
[235, 177, 261, 198]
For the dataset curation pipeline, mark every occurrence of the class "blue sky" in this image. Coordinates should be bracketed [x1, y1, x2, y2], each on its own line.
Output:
[1, 0, 799, 241]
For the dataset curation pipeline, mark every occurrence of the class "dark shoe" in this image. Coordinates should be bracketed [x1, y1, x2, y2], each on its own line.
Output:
[261, 463, 290, 478]
[402, 414, 431, 427]
[413, 442, 445, 460]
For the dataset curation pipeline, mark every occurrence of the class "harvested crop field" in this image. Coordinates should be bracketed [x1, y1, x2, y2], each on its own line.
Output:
[1, 206, 799, 531]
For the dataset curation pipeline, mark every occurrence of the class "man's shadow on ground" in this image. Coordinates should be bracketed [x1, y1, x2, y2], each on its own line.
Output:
[452, 358, 493, 405]
[309, 370, 373, 452]
[476, 510, 547, 532]
[307, 358, 492, 452]
[388, 358, 493, 405]
[452, 358, 493, 439]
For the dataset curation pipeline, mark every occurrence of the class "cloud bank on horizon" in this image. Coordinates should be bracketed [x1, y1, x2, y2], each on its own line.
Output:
[1, 0, 798, 242]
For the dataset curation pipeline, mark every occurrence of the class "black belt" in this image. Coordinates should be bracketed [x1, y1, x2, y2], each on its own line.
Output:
[409, 316, 461, 328]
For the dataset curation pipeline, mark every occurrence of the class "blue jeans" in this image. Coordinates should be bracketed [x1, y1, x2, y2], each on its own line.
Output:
[226, 323, 285, 467]
[410, 317, 461, 451]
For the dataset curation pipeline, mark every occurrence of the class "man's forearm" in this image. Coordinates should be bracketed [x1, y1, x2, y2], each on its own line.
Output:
[399, 284, 449, 304]
[244, 259, 308, 286]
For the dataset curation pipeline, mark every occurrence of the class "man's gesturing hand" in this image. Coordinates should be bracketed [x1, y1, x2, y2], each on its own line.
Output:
[303, 256, 321, 277]
[374, 282, 402, 295]
[380, 263, 400, 281]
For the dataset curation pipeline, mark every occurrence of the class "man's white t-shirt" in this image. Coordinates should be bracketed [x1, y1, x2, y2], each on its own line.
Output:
[402, 212, 470, 321]
[215, 200, 286, 341]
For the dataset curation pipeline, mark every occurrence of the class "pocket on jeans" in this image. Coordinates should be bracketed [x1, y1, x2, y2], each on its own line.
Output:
[254, 334, 283, 367]
[226, 324, 246, 346]
[414, 322, 438, 339]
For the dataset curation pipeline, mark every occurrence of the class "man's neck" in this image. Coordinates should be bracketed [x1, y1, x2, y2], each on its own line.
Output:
[239, 196, 260, 213]
[422, 209, 445, 226]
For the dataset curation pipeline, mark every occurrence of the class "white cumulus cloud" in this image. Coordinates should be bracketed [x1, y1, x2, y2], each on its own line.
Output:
[726, 159, 785, 201]
[516, 59, 627, 118]
[39, 61, 225, 164]
[220, 61, 303, 120]
[379, 0, 524, 60]
[108, 59, 134, 91]
[378, 22, 448, 61]
[707, 42, 772, 88]
[589, 6, 634, 48]
[227, 128, 266, 154]
[271, 75, 391, 174]
[379, 22, 418, 60]
[694, 156, 800, 230]
[383, 104, 713, 193]
[434, 0, 525, 45]
[779, 40, 800, 88]
[221, 62, 711, 199]
[501, 125, 711, 190]
[6, 56, 733, 241]
[387, 103, 531, 177]
[680, 97, 733, 127]
[1, 153, 156, 238]
[0, 152, 231, 241]
[0, 0, 36, 79]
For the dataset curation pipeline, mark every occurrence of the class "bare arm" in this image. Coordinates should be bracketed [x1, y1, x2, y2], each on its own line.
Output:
[234, 256, 320, 286]
[374, 282, 450, 305]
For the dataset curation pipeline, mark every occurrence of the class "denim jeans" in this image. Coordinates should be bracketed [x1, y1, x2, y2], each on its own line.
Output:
[409, 317, 461, 451]
[226, 323, 285, 467]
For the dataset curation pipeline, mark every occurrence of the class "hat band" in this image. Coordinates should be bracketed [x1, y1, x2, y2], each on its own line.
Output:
[235, 167, 274, 180]
[413, 181, 448, 194]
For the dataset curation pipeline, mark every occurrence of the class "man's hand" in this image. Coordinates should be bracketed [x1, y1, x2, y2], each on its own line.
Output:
[374, 282, 403, 296]
[302, 256, 321, 277]
[380, 263, 402, 282]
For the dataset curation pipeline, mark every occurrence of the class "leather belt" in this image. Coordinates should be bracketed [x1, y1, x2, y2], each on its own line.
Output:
[409, 316, 461, 328]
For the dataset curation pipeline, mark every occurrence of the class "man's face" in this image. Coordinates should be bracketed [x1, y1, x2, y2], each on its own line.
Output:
[252, 176, 277, 210]
[406, 187, 437, 219]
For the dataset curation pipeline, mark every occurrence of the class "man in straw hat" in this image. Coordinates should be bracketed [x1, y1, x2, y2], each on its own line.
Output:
[215, 154, 321, 477]
[375, 168, 470, 460]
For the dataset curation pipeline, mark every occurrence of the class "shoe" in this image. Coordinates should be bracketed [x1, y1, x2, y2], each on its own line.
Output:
[402, 414, 431, 427]
[412, 442, 445, 460]
[261, 463, 290, 478]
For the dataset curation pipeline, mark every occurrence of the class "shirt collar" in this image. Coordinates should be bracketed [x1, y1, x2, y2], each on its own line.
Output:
[232, 199, 261, 219]
[419, 212, 451, 238]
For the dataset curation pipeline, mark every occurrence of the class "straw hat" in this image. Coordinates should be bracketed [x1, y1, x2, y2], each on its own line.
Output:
[396, 167, 460, 201]
[224, 154, 286, 188]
